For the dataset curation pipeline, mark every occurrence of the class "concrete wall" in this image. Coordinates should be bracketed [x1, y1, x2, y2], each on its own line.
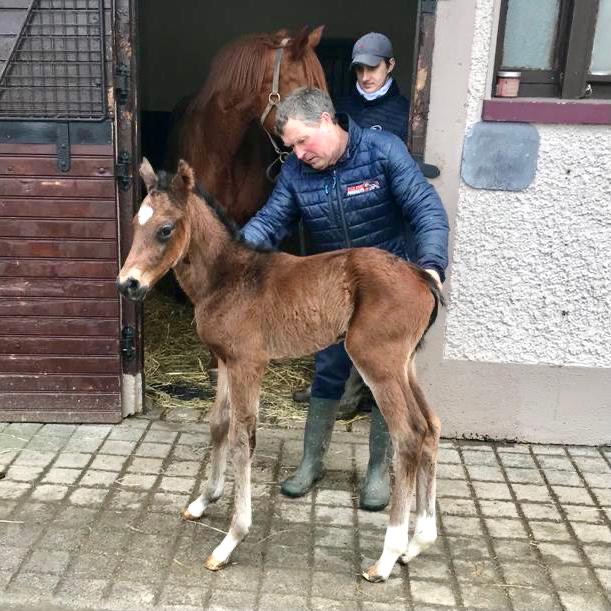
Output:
[139, 0, 418, 112]
[419, 0, 611, 444]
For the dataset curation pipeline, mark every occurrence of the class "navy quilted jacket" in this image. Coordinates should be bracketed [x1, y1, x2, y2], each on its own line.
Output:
[335, 80, 410, 142]
[242, 115, 449, 280]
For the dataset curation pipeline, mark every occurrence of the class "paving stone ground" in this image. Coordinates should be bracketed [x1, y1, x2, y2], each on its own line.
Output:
[0, 410, 609, 610]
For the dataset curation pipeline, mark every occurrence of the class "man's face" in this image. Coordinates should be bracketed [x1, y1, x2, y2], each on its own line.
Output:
[355, 59, 394, 93]
[281, 114, 338, 171]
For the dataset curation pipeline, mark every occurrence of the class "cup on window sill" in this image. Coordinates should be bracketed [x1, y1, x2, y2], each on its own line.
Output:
[495, 70, 521, 97]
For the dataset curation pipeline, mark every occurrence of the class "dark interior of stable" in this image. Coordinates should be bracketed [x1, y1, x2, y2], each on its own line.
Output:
[134, 1, 421, 406]
[137, 0, 419, 174]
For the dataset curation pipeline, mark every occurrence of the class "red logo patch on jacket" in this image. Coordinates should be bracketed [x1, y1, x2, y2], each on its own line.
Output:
[345, 180, 381, 197]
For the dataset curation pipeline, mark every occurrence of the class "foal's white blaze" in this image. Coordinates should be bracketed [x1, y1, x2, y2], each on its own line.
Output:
[401, 512, 437, 563]
[138, 202, 154, 225]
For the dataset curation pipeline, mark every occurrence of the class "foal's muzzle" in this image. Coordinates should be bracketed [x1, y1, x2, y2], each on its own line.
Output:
[116, 276, 149, 302]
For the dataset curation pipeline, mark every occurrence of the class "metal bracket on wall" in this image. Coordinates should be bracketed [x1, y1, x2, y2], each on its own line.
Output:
[56, 122, 70, 172]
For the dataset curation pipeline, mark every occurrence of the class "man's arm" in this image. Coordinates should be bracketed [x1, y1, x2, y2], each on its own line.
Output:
[241, 166, 301, 250]
[386, 138, 449, 282]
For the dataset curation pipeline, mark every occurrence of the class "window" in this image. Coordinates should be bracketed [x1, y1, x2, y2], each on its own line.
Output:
[495, 0, 611, 99]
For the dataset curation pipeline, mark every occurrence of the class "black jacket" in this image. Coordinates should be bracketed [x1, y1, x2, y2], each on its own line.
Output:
[335, 80, 410, 142]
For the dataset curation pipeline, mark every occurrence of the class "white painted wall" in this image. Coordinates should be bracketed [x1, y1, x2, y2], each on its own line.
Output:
[420, 0, 611, 444]
[444, 0, 611, 369]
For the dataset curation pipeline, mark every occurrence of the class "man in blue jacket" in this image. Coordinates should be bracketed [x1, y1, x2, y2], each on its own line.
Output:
[242, 87, 449, 511]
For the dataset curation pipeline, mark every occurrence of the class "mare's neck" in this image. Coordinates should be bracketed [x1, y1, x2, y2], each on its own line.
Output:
[196, 97, 258, 182]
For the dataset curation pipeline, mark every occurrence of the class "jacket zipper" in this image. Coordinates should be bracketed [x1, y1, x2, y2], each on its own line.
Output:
[334, 169, 352, 247]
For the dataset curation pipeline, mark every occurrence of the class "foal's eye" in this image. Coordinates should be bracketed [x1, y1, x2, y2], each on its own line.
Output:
[157, 224, 174, 242]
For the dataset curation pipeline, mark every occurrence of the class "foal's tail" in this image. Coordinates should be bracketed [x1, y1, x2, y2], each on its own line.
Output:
[414, 268, 446, 351]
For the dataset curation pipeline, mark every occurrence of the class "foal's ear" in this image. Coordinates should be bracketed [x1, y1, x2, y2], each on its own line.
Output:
[139, 157, 157, 192]
[173, 159, 195, 193]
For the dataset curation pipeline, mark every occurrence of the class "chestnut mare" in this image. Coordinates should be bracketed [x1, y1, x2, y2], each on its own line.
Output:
[175, 26, 326, 223]
[117, 159, 443, 582]
[167, 26, 327, 377]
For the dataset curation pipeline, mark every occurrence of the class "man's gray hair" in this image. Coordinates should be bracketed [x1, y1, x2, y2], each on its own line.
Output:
[275, 88, 336, 135]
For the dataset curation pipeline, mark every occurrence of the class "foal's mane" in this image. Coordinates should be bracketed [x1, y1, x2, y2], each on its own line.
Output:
[155, 171, 270, 253]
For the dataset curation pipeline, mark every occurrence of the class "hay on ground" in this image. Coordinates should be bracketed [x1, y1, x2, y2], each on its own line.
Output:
[144, 289, 314, 423]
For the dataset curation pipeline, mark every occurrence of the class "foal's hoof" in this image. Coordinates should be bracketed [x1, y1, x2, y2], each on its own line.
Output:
[204, 555, 228, 572]
[361, 565, 387, 583]
[399, 534, 437, 564]
[181, 509, 198, 521]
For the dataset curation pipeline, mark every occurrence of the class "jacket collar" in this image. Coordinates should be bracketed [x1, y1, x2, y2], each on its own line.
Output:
[351, 79, 402, 107]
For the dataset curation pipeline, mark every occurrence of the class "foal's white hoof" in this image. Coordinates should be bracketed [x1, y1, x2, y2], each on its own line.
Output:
[204, 554, 228, 572]
[182, 497, 206, 521]
[181, 509, 198, 521]
[362, 564, 388, 583]
[398, 535, 437, 564]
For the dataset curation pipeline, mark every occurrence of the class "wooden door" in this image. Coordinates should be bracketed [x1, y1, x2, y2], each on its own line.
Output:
[0, 0, 142, 423]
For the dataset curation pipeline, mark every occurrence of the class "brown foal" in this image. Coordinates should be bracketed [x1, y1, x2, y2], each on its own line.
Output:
[117, 159, 442, 582]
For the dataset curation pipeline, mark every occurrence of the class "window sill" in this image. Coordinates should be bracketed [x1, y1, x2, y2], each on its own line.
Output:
[482, 98, 611, 125]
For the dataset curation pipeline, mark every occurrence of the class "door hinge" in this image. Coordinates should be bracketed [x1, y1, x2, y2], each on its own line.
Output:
[121, 325, 136, 361]
[56, 122, 70, 172]
[116, 151, 131, 191]
[115, 63, 130, 105]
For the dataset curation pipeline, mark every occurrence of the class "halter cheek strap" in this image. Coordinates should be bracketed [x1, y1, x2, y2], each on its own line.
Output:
[260, 39, 291, 182]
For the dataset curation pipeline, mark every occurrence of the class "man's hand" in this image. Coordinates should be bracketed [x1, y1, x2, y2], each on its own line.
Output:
[424, 269, 442, 291]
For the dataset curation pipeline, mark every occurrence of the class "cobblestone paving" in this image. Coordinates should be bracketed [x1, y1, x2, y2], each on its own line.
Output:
[0, 412, 609, 610]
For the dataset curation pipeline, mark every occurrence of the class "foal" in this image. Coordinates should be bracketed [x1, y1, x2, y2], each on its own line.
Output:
[117, 159, 442, 582]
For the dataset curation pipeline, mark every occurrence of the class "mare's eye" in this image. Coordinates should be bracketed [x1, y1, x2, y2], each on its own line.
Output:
[157, 224, 174, 242]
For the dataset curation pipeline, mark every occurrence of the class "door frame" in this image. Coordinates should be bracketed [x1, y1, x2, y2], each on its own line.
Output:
[114, 0, 145, 417]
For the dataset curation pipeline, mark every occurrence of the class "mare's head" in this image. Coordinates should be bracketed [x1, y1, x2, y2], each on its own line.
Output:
[192, 26, 328, 132]
[261, 26, 328, 131]
[117, 158, 197, 302]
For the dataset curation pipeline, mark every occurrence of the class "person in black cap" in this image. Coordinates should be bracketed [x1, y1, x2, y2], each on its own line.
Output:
[337, 32, 410, 143]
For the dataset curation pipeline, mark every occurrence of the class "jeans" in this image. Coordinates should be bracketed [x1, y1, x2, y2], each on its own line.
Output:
[310, 341, 353, 400]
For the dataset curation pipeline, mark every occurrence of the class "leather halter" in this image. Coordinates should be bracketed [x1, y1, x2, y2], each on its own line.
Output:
[260, 39, 290, 182]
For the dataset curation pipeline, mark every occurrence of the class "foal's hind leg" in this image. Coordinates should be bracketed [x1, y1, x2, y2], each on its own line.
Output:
[400, 358, 440, 563]
[361, 372, 425, 582]
[183, 360, 230, 520]
[348, 338, 426, 582]
[205, 361, 266, 571]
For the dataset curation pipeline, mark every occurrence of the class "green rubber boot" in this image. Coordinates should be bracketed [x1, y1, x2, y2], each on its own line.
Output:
[359, 405, 392, 511]
[281, 397, 339, 497]
[335, 367, 368, 420]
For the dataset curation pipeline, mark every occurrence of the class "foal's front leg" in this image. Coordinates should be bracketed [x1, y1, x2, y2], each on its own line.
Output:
[183, 361, 229, 520]
[204, 362, 265, 571]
